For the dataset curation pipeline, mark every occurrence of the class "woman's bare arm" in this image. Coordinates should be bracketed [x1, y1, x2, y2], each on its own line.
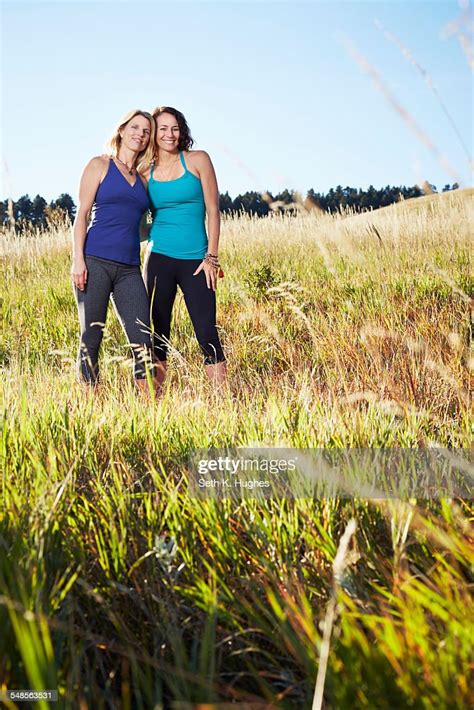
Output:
[190, 151, 221, 290]
[71, 157, 107, 290]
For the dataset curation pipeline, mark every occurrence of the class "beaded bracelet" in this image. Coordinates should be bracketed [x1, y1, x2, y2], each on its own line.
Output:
[204, 252, 220, 269]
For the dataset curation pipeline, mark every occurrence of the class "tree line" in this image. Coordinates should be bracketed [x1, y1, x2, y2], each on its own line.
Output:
[219, 182, 460, 216]
[0, 193, 76, 232]
[0, 182, 460, 232]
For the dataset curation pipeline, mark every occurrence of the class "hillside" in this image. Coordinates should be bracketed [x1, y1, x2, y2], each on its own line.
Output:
[0, 196, 472, 708]
[342, 184, 473, 223]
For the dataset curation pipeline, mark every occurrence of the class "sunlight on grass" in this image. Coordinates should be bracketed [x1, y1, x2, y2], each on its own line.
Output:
[1, 190, 472, 708]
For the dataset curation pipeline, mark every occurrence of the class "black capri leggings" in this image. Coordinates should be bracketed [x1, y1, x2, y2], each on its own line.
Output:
[74, 255, 152, 383]
[143, 252, 225, 365]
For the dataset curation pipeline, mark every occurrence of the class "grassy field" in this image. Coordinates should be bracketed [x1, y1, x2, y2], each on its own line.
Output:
[0, 189, 473, 709]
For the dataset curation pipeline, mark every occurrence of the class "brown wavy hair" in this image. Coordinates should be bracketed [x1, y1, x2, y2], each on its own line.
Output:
[152, 106, 194, 153]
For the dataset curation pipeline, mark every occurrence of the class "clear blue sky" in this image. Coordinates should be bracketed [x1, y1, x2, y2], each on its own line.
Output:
[1, 1, 472, 202]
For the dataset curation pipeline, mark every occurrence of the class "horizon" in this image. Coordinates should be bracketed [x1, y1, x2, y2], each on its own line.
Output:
[1, 1, 472, 203]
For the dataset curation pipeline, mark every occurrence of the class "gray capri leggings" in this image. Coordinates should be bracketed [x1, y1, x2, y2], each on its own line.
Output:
[74, 255, 152, 383]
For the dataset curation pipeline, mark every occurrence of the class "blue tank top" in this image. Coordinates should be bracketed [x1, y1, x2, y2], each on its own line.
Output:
[148, 152, 208, 259]
[84, 159, 150, 266]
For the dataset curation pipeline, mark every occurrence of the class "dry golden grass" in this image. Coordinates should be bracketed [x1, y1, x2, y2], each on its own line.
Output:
[0, 188, 472, 708]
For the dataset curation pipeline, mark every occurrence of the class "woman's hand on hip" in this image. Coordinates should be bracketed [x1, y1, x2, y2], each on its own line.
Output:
[72, 258, 88, 291]
[193, 260, 218, 291]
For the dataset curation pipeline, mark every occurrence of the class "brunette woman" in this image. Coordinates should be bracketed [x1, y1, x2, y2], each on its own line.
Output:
[143, 106, 226, 387]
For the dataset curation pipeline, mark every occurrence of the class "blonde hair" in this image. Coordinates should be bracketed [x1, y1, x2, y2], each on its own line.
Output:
[105, 109, 156, 173]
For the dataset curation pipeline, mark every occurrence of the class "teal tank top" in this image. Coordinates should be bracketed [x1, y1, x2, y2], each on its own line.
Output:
[148, 152, 208, 259]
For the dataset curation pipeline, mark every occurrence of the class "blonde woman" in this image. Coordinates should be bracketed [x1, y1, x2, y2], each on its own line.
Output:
[71, 109, 156, 393]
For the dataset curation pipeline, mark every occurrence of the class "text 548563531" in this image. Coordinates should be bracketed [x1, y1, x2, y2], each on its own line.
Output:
[0, 690, 58, 702]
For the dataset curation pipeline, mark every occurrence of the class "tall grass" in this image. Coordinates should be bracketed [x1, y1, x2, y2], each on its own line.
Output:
[0, 190, 472, 708]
